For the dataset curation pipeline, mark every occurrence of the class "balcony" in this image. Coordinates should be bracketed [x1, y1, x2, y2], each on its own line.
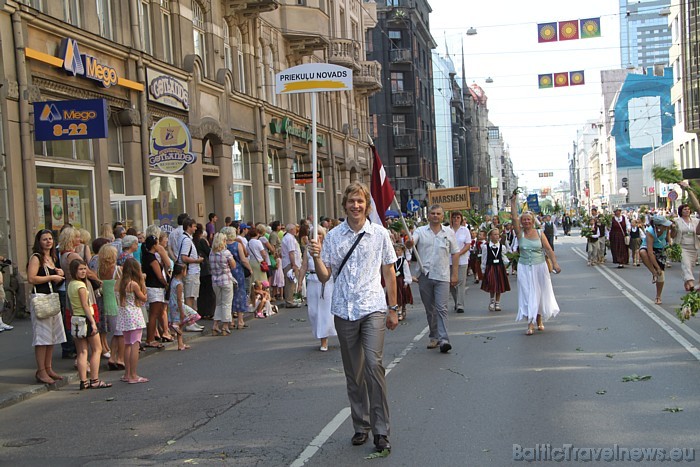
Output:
[280, 4, 330, 56]
[391, 91, 414, 107]
[354, 60, 382, 95]
[224, 0, 279, 18]
[386, 7, 410, 25]
[393, 133, 416, 150]
[389, 48, 412, 64]
[328, 39, 360, 70]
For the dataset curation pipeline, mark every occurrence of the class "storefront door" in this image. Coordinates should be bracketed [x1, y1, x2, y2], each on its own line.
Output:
[110, 195, 147, 233]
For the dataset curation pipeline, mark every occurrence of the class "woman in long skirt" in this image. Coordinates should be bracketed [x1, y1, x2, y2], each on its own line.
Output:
[609, 208, 630, 268]
[297, 226, 336, 351]
[510, 193, 561, 335]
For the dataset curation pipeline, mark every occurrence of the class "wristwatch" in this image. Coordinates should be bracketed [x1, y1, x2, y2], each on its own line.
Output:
[388, 305, 400, 312]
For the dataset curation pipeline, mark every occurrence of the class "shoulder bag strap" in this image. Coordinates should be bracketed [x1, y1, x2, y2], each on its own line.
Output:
[43, 265, 54, 294]
[336, 232, 365, 278]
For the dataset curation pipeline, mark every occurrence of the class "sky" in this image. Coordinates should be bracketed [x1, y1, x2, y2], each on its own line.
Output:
[428, 0, 622, 191]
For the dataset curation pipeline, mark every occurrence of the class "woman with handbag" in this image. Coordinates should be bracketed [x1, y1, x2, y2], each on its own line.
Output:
[209, 232, 237, 335]
[248, 225, 268, 285]
[609, 208, 630, 269]
[141, 235, 171, 348]
[27, 229, 66, 385]
[67, 259, 111, 390]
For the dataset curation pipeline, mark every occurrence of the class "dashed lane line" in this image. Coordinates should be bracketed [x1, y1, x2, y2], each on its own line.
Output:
[289, 325, 430, 467]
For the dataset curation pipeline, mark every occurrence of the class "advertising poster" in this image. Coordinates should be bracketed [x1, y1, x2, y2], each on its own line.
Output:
[66, 190, 81, 228]
[37, 189, 46, 230]
[50, 189, 64, 229]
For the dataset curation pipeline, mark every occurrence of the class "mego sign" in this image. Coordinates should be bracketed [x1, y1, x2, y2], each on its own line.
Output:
[60, 38, 118, 88]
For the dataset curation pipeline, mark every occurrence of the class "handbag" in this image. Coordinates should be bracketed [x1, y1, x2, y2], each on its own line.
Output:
[71, 316, 88, 339]
[624, 235, 630, 246]
[30, 267, 61, 319]
[260, 260, 270, 272]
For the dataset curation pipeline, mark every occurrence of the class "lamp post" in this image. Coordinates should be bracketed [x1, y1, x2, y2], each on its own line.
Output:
[644, 131, 657, 210]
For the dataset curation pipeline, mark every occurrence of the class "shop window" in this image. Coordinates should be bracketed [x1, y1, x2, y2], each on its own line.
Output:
[202, 138, 214, 165]
[160, 0, 173, 64]
[35, 139, 93, 161]
[36, 165, 95, 234]
[109, 169, 125, 195]
[268, 186, 282, 223]
[139, 0, 153, 54]
[150, 174, 184, 230]
[232, 141, 251, 180]
[107, 119, 123, 165]
[96, 0, 114, 41]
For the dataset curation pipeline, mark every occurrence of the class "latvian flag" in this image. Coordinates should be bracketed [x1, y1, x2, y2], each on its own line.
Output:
[369, 144, 395, 226]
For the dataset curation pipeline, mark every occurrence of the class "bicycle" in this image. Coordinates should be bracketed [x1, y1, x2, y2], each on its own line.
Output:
[0, 259, 18, 324]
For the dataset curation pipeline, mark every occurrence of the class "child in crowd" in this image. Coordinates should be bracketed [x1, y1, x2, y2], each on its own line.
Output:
[469, 230, 487, 283]
[480, 228, 511, 311]
[272, 250, 285, 302]
[117, 258, 149, 384]
[393, 243, 413, 321]
[168, 263, 199, 350]
[252, 280, 276, 318]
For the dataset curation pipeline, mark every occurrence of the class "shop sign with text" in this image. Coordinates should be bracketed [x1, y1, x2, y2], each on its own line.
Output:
[269, 117, 326, 147]
[148, 117, 196, 173]
[60, 38, 119, 88]
[33, 98, 108, 141]
[147, 69, 189, 110]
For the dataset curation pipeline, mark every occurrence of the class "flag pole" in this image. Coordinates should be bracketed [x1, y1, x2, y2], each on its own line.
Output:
[390, 195, 424, 274]
[311, 91, 318, 242]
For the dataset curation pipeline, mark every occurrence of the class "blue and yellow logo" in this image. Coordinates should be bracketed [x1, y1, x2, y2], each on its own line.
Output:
[59, 38, 118, 88]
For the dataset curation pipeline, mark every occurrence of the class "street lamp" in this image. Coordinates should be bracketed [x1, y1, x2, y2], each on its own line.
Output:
[644, 131, 657, 210]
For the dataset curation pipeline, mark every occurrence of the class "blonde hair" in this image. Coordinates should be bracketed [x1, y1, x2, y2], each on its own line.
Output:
[97, 245, 117, 279]
[341, 181, 373, 217]
[58, 227, 80, 252]
[211, 232, 227, 253]
[145, 224, 161, 238]
[256, 224, 267, 236]
[221, 226, 237, 241]
[100, 223, 115, 241]
[79, 229, 91, 245]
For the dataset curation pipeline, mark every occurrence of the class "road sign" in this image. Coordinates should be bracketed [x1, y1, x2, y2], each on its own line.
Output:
[407, 199, 420, 212]
[293, 171, 322, 185]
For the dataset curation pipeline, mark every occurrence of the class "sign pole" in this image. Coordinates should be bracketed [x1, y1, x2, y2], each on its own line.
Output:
[311, 92, 318, 241]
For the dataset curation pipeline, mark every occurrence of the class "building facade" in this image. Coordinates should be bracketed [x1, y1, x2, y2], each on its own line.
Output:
[620, 0, 672, 68]
[432, 49, 455, 188]
[678, 0, 700, 166]
[0, 0, 381, 283]
[367, 0, 437, 211]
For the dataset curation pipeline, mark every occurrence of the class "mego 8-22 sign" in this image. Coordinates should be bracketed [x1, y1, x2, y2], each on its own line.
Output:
[33, 99, 108, 141]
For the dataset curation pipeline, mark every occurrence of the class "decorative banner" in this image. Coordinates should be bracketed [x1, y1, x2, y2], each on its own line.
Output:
[580, 18, 601, 39]
[570, 70, 585, 86]
[558, 20, 579, 41]
[148, 117, 196, 173]
[538, 22, 558, 43]
[66, 190, 81, 228]
[428, 186, 471, 211]
[275, 63, 353, 94]
[527, 194, 540, 213]
[37, 189, 45, 230]
[538, 74, 553, 89]
[554, 72, 569, 87]
[50, 189, 64, 230]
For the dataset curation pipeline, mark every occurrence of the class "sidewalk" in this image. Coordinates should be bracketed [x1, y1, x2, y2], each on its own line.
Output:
[0, 315, 215, 410]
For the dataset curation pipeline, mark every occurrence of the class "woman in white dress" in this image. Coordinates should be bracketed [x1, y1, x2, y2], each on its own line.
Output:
[297, 226, 336, 351]
[510, 194, 561, 335]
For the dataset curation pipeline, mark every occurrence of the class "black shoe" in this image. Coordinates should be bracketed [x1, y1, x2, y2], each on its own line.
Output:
[374, 435, 391, 452]
[439, 342, 452, 353]
[62, 352, 77, 359]
[351, 432, 368, 446]
[456, 308, 464, 314]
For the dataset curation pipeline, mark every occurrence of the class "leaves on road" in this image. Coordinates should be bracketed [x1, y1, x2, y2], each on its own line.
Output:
[662, 407, 683, 413]
[606, 354, 614, 358]
[596, 390, 607, 395]
[575, 347, 584, 352]
[365, 450, 390, 459]
[622, 374, 652, 382]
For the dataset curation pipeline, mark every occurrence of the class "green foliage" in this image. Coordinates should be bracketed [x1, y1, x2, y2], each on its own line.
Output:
[665, 243, 682, 262]
[553, 201, 562, 214]
[580, 226, 593, 238]
[599, 213, 612, 228]
[652, 165, 700, 197]
[464, 210, 483, 229]
[388, 219, 413, 233]
[677, 290, 700, 322]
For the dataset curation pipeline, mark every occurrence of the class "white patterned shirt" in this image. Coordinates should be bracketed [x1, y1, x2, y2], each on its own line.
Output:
[321, 220, 397, 321]
[412, 224, 459, 282]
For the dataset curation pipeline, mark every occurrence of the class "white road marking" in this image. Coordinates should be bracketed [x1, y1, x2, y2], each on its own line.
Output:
[290, 326, 430, 467]
[572, 247, 700, 361]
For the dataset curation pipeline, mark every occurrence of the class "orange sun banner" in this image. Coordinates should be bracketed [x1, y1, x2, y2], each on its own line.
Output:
[558, 20, 579, 41]
[554, 72, 569, 87]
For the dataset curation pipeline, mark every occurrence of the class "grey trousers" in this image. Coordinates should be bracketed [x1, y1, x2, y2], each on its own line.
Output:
[449, 264, 468, 311]
[334, 312, 390, 437]
[419, 277, 450, 344]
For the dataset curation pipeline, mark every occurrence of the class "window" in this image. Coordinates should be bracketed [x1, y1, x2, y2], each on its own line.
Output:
[139, 0, 153, 54]
[96, 0, 113, 40]
[223, 21, 233, 73]
[388, 30, 401, 49]
[395, 156, 409, 177]
[232, 141, 251, 180]
[267, 150, 280, 183]
[392, 115, 406, 135]
[64, 0, 81, 27]
[109, 169, 125, 195]
[37, 165, 95, 233]
[266, 47, 276, 106]
[202, 138, 214, 165]
[236, 27, 246, 94]
[107, 119, 123, 165]
[365, 30, 373, 54]
[150, 174, 185, 229]
[232, 141, 253, 221]
[160, 0, 173, 63]
[390, 72, 404, 92]
[192, 1, 207, 76]
[35, 139, 92, 161]
[18, 0, 44, 11]
[258, 45, 266, 101]
[268, 149, 282, 222]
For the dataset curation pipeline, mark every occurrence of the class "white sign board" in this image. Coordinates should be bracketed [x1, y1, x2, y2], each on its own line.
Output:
[275, 63, 353, 95]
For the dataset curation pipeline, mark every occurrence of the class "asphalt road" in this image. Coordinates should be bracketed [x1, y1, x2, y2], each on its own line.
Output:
[1, 233, 699, 466]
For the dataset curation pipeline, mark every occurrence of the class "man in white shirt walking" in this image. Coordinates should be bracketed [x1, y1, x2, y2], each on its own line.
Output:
[281, 224, 301, 308]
